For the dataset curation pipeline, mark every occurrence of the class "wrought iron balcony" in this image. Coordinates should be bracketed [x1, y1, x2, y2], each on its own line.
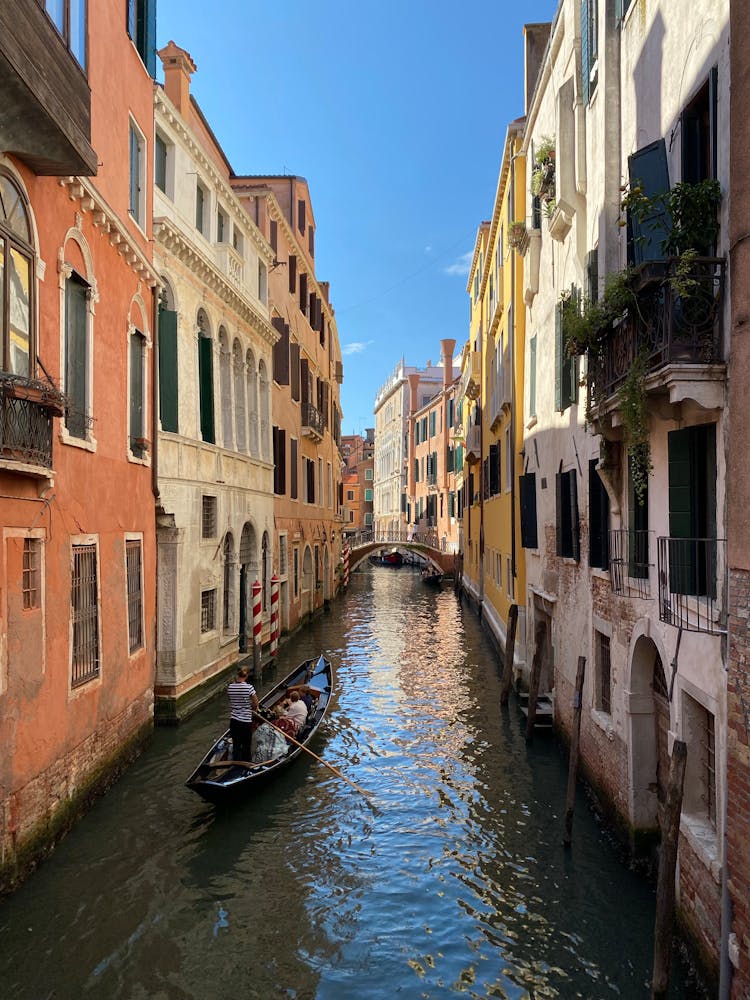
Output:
[0, 373, 65, 471]
[588, 257, 725, 409]
[657, 536, 726, 634]
[301, 402, 324, 440]
[608, 529, 653, 598]
[458, 351, 481, 402]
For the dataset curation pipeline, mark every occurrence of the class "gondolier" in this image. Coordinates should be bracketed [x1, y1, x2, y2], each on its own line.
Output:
[228, 666, 259, 762]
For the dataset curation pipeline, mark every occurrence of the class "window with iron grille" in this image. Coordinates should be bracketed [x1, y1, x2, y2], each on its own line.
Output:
[279, 534, 288, 578]
[126, 539, 143, 653]
[200, 589, 216, 633]
[596, 630, 611, 714]
[202, 495, 217, 538]
[71, 543, 100, 687]
[683, 694, 717, 830]
[23, 538, 41, 610]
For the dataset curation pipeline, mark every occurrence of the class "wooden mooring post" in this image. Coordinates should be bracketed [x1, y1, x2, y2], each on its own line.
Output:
[499, 604, 518, 707]
[651, 739, 688, 1000]
[525, 620, 547, 742]
[563, 656, 586, 846]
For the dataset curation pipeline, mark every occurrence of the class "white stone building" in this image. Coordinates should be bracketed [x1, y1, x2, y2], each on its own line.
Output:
[152, 43, 277, 721]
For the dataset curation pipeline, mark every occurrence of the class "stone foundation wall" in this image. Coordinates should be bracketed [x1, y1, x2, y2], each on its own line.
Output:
[0, 693, 153, 896]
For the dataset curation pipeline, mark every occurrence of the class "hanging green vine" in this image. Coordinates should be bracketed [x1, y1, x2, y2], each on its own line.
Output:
[617, 352, 651, 504]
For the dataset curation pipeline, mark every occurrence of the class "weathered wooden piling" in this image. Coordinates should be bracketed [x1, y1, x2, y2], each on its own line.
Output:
[651, 739, 688, 1000]
[563, 655, 586, 846]
[499, 604, 519, 706]
[525, 620, 547, 742]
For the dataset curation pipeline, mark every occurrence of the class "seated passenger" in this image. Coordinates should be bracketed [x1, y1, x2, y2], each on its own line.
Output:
[279, 690, 308, 735]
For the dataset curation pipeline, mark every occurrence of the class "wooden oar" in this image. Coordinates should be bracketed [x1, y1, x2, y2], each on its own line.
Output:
[252, 709, 372, 800]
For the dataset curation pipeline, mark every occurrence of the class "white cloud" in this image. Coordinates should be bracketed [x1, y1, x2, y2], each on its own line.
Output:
[443, 251, 473, 277]
[342, 340, 374, 356]
[424, 245, 433, 253]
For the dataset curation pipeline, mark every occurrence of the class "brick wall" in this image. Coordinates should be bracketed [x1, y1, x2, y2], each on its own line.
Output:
[728, 568, 750, 996]
[677, 832, 722, 985]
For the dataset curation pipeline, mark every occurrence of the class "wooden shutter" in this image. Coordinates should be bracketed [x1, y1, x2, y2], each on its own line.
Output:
[158, 307, 178, 433]
[270, 220, 277, 255]
[290, 438, 298, 499]
[569, 469, 580, 562]
[289, 254, 297, 293]
[290, 342, 300, 402]
[628, 139, 671, 263]
[489, 443, 499, 495]
[271, 317, 289, 385]
[307, 458, 315, 503]
[298, 199, 305, 234]
[520, 473, 538, 548]
[299, 272, 307, 314]
[300, 357, 309, 407]
[129, 332, 144, 450]
[323, 381, 329, 429]
[278, 429, 286, 495]
[555, 302, 563, 412]
[65, 274, 88, 437]
[589, 459, 610, 569]
[198, 334, 215, 443]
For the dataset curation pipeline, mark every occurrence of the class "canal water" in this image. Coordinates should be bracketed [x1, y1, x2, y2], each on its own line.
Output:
[0, 565, 704, 999]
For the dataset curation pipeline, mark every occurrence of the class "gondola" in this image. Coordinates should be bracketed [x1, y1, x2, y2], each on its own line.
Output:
[421, 567, 443, 587]
[185, 654, 333, 804]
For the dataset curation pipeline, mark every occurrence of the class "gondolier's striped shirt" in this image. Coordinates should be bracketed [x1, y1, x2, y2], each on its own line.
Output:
[228, 681, 256, 722]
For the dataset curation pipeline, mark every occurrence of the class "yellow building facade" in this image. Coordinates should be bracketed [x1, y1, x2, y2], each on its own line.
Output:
[460, 120, 528, 672]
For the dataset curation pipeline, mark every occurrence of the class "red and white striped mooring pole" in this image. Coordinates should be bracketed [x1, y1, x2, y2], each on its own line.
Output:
[270, 574, 279, 658]
[343, 545, 350, 589]
[252, 578, 262, 674]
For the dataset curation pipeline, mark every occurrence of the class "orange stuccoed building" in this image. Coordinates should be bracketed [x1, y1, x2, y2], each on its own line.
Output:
[0, 1, 159, 892]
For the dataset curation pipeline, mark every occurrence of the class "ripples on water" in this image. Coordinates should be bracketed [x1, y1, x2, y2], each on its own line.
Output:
[0, 567, 702, 999]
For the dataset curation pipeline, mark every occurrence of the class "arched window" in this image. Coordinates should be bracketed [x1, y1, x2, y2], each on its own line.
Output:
[218, 327, 232, 449]
[246, 349, 258, 457]
[197, 309, 214, 443]
[233, 339, 247, 453]
[259, 359, 270, 461]
[0, 172, 34, 377]
[223, 532, 236, 632]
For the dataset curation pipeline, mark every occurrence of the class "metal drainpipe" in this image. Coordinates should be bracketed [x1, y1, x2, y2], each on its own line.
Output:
[151, 285, 160, 503]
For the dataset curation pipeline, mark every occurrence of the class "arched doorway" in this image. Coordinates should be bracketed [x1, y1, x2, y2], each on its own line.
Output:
[223, 532, 236, 636]
[627, 631, 670, 833]
[302, 545, 313, 616]
[324, 546, 331, 600]
[238, 522, 258, 652]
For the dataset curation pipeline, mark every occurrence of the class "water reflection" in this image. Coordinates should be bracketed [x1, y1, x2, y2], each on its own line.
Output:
[0, 565, 702, 999]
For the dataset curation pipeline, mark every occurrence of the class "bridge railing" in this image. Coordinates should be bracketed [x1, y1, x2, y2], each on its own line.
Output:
[345, 529, 458, 554]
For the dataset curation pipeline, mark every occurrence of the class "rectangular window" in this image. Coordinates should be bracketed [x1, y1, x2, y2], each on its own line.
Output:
[683, 694, 716, 829]
[23, 538, 41, 610]
[155, 132, 168, 194]
[202, 495, 217, 538]
[258, 261, 268, 304]
[520, 474, 538, 548]
[365, 488, 373, 502]
[46, 0, 87, 69]
[288, 254, 297, 294]
[126, 0, 156, 76]
[505, 426, 512, 491]
[71, 543, 100, 687]
[196, 181, 206, 235]
[347, 490, 355, 502]
[628, 455, 650, 579]
[298, 199, 306, 234]
[217, 207, 227, 243]
[129, 121, 145, 227]
[270, 220, 278, 255]
[364, 512, 373, 526]
[556, 468, 580, 560]
[506, 556, 514, 599]
[272, 426, 286, 495]
[293, 548, 299, 599]
[581, 0, 599, 103]
[555, 295, 578, 411]
[200, 589, 216, 633]
[309, 225, 315, 255]
[596, 631, 611, 714]
[126, 539, 143, 653]
[429, 411, 436, 437]
[233, 226, 243, 255]
[365, 468, 373, 481]
[65, 272, 89, 439]
[158, 305, 178, 433]
[667, 424, 716, 596]
[129, 330, 146, 458]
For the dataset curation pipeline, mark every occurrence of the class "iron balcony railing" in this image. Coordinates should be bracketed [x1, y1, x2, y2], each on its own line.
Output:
[301, 401, 324, 438]
[609, 529, 653, 598]
[0, 373, 65, 469]
[657, 536, 727, 634]
[589, 257, 725, 404]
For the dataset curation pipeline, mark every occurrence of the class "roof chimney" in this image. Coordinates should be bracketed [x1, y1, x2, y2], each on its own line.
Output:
[158, 41, 197, 118]
[440, 339, 456, 388]
[407, 373, 420, 415]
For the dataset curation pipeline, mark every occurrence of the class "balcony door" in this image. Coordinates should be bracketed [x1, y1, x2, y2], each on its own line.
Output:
[667, 423, 716, 596]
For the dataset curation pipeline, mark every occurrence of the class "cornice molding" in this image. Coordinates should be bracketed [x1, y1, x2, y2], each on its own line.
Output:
[155, 89, 274, 266]
[58, 176, 160, 288]
[154, 215, 279, 348]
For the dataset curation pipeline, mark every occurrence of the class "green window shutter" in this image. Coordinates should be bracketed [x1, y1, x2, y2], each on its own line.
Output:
[520, 473, 538, 549]
[570, 469, 580, 562]
[65, 274, 88, 438]
[129, 332, 145, 454]
[198, 335, 215, 443]
[555, 301, 563, 411]
[129, 126, 139, 218]
[668, 428, 693, 540]
[158, 307, 178, 433]
[628, 139, 671, 264]
[143, 0, 157, 77]
[448, 491, 455, 517]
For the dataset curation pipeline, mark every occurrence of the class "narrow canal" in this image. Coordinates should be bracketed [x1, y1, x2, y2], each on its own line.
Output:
[1, 566, 704, 999]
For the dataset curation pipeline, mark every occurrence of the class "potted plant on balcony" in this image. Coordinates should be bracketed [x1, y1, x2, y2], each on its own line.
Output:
[507, 221, 527, 252]
[531, 136, 556, 204]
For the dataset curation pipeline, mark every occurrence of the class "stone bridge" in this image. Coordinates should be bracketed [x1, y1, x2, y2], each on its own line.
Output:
[345, 531, 459, 576]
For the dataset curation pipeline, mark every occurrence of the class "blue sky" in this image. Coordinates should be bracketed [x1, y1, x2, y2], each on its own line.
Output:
[156, 0, 557, 434]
